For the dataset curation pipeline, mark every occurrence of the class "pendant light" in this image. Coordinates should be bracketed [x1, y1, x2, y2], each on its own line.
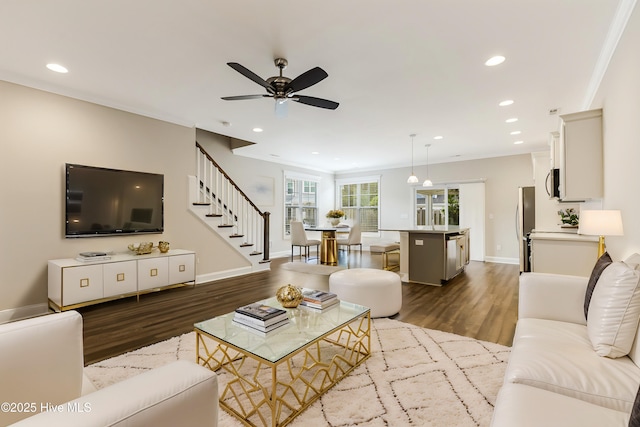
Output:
[407, 134, 419, 184]
[422, 144, 433, 187]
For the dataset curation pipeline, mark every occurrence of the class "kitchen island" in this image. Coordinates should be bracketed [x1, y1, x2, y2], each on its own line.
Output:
[382, 227, 470, 286]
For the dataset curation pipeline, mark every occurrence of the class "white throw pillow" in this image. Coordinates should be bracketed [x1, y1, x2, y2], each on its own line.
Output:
[587, 261, 640, 358]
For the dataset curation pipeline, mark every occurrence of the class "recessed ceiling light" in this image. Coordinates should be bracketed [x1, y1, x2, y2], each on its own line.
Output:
[46, 63, 68, 73]
[485, 56, 505, 66]
[513, 140, 524, 145]
[334, 157, 341, 161]
[311, 151, 319, 155]
[505, 118, 518, 123]
[433, 136, 443, 140]
[252, 127, 263, 132]
[499, 100, 514, 106]
[510, 130, 521, 135]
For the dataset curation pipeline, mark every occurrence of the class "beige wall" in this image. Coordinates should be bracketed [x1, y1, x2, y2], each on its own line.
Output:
[0, 81, 250, 316]
[336, 154, 535, 263]
[591, 5, 640, 260]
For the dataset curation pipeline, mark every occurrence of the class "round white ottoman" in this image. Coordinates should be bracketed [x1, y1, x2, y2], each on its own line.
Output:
[329, 268, 402, 318]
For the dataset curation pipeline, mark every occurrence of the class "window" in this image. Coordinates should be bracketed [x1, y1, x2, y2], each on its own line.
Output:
[336, 176, 380, 232]
[284, 172, 319, 235]
[415, 187, 459, 227]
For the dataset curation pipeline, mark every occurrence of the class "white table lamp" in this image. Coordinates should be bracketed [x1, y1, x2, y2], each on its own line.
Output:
[578, 210, 623, 257]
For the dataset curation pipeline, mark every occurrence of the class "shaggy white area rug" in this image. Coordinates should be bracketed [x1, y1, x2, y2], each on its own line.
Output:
[85, 318, 509, 426]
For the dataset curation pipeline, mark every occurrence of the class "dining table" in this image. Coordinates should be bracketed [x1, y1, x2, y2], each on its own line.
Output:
[305, 226, 348, 266]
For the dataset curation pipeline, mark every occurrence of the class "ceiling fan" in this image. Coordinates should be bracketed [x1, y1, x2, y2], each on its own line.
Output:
[221, 58, 339, 115]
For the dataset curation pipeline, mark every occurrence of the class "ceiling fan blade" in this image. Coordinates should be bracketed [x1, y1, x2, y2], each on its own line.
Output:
[294, 95, 339, 110]
[285, 67, 328, 93]
[226, 62, 274, 91]
[221, 94, 271, 101]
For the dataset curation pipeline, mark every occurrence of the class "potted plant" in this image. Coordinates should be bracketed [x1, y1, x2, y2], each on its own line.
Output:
[558, 208, 579, 227]
[326, 209, 345, 226]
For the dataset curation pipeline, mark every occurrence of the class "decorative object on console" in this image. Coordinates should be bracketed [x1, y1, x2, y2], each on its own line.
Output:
[558, 208, 579, 227]
[276, 284, 303, 308]
[158, 241, 170, 253]
[128, 242, 154, 255]
[578, 210, 624, 257]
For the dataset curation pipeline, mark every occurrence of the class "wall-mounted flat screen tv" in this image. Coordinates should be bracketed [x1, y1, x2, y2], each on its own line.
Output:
[65, 163, 164, 237]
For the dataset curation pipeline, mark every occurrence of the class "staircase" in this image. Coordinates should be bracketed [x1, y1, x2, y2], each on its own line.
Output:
[189, 142, 271, 273]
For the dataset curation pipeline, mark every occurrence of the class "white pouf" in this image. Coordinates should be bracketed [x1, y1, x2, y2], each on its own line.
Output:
[329, 268, 402, 318]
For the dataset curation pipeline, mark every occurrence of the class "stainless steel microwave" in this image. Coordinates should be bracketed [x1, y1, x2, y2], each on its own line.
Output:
[546, 168, 560, 199]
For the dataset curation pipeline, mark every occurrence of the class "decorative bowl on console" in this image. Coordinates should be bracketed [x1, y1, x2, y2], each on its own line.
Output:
[128, 242, 154, 255]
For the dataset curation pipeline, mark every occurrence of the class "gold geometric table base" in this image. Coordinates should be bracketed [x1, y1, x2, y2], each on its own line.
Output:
[196, 313, 371, 427]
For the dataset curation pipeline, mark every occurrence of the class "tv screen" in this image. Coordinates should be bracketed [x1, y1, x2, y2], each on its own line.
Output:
[65, 164, 164, 237]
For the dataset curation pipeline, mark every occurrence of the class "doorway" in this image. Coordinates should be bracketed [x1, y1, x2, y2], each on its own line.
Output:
[413, 182, 485, 261]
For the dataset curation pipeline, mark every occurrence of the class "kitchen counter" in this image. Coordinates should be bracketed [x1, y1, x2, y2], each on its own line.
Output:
[529, 231, 598, 276]
[530, 231, 598, 242]
[381, 226, 468, 234]
[381, 227, 469, 285]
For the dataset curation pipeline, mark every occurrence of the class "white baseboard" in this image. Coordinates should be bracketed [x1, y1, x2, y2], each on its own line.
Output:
[195, 264, 270, 284]
[484, 256, 519, 265]
[0, 303, 49, 325]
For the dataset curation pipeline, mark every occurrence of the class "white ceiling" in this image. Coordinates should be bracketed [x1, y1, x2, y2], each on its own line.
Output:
[0, 0, 630, 173]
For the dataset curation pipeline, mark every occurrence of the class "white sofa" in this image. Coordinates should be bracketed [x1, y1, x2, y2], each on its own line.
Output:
[491, 267, 640, 426]
[0, 311, 218, 427]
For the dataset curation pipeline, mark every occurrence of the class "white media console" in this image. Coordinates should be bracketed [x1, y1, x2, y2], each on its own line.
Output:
[48, 249, 196, 312]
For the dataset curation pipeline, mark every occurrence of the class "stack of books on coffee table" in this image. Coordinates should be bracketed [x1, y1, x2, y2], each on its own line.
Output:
[233, 303, 290, 335]
[300, 290, 339, 310]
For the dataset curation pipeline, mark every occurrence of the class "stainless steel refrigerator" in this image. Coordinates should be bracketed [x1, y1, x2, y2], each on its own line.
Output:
[517, 186, 536, 273]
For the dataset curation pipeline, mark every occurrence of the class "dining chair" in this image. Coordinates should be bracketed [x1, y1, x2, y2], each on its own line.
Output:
[290, 221, 321, 262]
[337, 223, 362, 253]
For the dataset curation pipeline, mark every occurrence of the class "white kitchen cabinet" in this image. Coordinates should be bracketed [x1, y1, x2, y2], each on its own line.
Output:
[530, 232, 599, 276]
[557, 108, 603, 201]
[48, 249, 196, 311]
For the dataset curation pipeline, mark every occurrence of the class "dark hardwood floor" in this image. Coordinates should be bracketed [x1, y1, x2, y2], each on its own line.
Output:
[79, 251, 519, 365]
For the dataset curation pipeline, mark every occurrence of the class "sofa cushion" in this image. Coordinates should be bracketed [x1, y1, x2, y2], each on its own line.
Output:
[584, 251, 612, 319]
[587, 261, 640, 358]
[504, 318, 640, 412]
[491, 383, 629, 427]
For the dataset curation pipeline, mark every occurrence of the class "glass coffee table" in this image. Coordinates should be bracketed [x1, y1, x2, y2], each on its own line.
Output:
[194, 294, 371, 427]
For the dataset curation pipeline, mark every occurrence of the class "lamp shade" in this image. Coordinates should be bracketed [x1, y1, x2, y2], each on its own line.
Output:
[578, 210, 623, 236]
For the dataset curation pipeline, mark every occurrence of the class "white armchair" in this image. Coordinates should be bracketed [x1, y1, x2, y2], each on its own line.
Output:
[0, 311, 218, 427]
